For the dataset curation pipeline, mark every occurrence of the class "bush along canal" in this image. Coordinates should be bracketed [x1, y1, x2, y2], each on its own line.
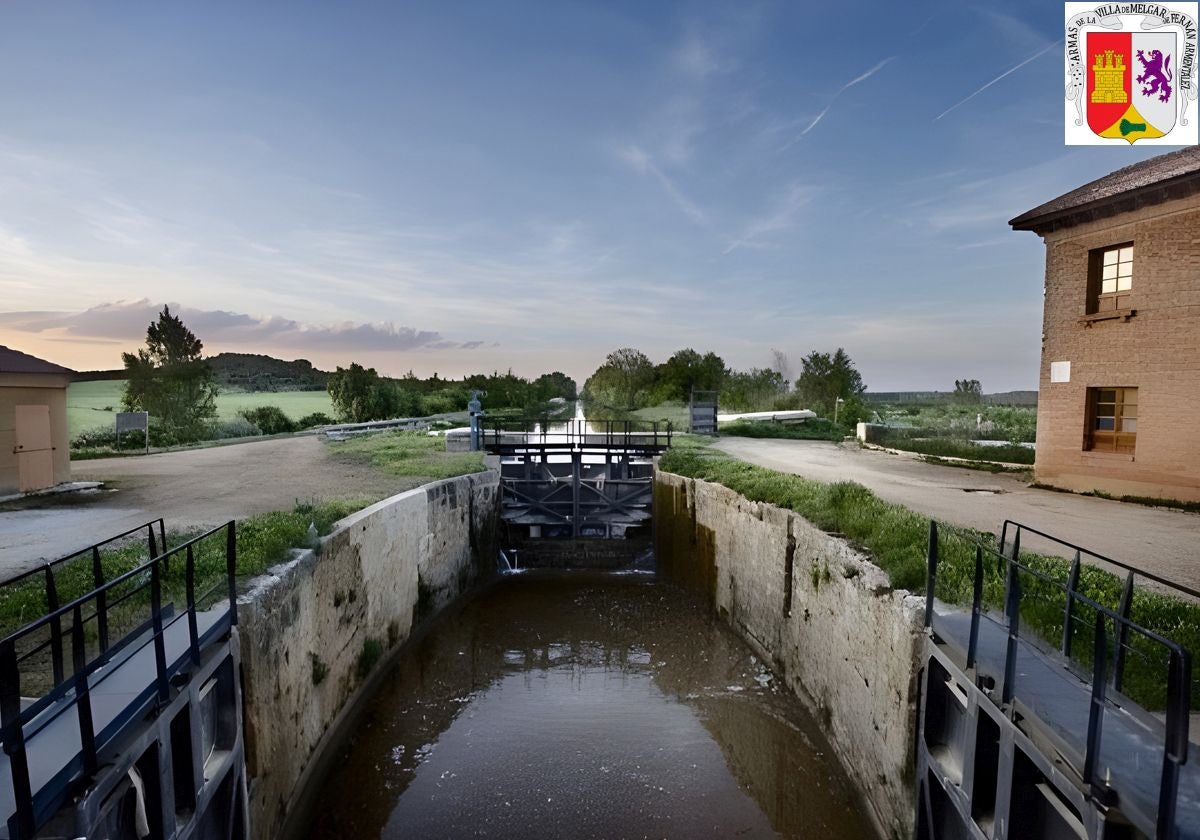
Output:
[303, 572, 878, 839]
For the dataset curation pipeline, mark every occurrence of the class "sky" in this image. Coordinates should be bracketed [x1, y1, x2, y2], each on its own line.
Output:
[0, 1, 1170, 392]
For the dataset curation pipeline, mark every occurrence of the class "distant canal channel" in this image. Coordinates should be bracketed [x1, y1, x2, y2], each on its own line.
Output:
[307, 572, 877, 839]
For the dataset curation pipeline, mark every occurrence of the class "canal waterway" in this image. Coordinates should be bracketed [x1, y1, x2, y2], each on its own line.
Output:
[307, 571, 878, 839]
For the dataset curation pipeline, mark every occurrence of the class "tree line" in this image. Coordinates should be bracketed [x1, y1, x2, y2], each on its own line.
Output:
[119, 306, 579, 437]
[582, 346, 868, 421]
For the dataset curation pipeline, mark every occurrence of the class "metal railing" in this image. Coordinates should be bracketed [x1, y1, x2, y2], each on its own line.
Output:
[0, 519, 169, 686]
[924, 520, 1192, 839]
[481, 419, 673, 453]
[0, 521, 238, 839]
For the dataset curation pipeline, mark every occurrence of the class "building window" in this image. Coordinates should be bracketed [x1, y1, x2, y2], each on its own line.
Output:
[1086, 387, 1136, 453]
[1088, 244, 1133, 314]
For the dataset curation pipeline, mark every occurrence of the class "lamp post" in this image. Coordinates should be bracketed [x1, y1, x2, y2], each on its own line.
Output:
[834, 396, 845, 426]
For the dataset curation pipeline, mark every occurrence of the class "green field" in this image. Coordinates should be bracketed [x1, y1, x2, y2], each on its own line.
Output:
[68, 380, 335, 436]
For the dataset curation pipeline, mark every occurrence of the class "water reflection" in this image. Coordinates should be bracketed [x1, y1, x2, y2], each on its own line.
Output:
[308, 573, 876, 839]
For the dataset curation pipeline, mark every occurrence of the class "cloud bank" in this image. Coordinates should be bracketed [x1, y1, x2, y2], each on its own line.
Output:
[0, 300, 466, 354]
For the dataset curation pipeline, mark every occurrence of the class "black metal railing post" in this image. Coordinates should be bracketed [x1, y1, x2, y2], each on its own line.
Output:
[1001, 531, 1022, 707]
[92, 545, 109, 653]
[147, 520, 158, 560]
[1112, 571, 1135, 693]
[1062, 550, 1081, 658]
[1, 637, 35, 840]
[150, 562, 169, 703]
[186, 543, 200, 667]
[967, 545, 983, 671]
[44, 564, 64, 685]
[1082, 612, 1108, 790]
[71, 604, 98, 774]
[226, 521, 239, 626]
[1158, 647, 1190, 840]
[924, 520, 938, 628]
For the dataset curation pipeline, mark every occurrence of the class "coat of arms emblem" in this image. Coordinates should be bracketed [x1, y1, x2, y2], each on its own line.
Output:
[1065, 3, 1198, 146]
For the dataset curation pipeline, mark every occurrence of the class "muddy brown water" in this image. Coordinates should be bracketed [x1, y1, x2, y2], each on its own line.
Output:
[307, 571, 878, 839]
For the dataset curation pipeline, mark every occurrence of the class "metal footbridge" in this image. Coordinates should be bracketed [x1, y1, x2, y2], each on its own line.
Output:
[917, 519, 1196, 839]
[0, 520, 247, 839]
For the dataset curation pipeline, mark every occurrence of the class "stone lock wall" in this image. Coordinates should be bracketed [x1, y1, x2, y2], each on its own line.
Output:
[237, 471, 499, 840]
[654, 471, 924, 840]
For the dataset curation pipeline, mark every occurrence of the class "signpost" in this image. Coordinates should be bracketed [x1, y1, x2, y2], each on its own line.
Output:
[115, 411, 149, 454]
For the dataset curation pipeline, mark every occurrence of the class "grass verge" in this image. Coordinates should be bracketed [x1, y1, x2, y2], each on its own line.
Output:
[329, 429, 485, 479]
[719, 419, 848, 441]
[658, 446, 1200, 710]
[874, 433, 1035, 465]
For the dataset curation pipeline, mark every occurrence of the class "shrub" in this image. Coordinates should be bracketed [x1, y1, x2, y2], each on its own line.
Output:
[238, 406, 296, 435]
[720, 419, 846, 442]
[297, 412, 335, 429]
[207, 417, 261, 439]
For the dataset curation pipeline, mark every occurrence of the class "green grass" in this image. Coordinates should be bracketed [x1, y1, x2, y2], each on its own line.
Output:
[873, 402, 1037, 443]
[719, 419, 847, 441]
[331, 430, 485, 479]
[68, 380, 334, 436]
[659, 447, 1200, 710]
[874, 432, 1036, 465]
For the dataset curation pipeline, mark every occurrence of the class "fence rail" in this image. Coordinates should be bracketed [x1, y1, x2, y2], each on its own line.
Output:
[0, 521, 238, 840]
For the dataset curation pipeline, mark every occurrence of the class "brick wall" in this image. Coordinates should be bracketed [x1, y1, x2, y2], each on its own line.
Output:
[1035, 195, 1200, 501]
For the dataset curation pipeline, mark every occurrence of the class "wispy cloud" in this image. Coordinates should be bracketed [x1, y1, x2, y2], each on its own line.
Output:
[782, 57, 895, 148]
[933, 40, 1060, 122]
[723, 183, 814, 255]
[617, 144, 707, 225]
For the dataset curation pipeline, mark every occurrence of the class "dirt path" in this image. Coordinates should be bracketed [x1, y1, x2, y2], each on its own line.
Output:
[713, 437, 1200, 591]
[0, 436, 414, 579]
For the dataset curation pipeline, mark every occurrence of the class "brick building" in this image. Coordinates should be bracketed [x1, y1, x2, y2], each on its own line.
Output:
[1010, 147, 1200, 502]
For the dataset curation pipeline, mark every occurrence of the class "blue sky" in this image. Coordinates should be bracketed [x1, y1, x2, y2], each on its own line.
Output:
[0, 1, 1167, 390]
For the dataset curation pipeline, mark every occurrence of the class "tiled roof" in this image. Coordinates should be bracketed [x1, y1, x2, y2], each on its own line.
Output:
[0, 345, 74, 375]
[1010, 146, 1200, 233]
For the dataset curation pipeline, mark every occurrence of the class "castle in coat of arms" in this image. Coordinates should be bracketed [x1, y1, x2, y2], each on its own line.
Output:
[1091, 50, 1128, 104]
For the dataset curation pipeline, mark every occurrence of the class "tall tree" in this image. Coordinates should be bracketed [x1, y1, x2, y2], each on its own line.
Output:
[657, 348, 728, 403]
[584, 347, 655, 409]
[122, 305, 218, 440]
[794, 348, 865, 418]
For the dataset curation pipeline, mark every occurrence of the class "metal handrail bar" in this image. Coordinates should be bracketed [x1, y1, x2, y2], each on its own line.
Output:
[1000, 519, 1200, 600]
[0, 518, 167, 589]
[0, 524, 226, 646]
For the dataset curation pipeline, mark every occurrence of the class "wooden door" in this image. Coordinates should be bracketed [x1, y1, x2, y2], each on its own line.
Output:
[15, 404, 54, 492]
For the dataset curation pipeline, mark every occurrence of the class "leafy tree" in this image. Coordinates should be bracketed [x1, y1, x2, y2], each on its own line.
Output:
[122, 305, 218, 440]
[953, 378, 983, 404]
[794, 348, 865, 418]
[655, 348, 728, 403]
[531, 371, 578, 402]
[721, 368, 789, 412]
[584, 347, 656, 409]
[327, 363, 399, 422]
